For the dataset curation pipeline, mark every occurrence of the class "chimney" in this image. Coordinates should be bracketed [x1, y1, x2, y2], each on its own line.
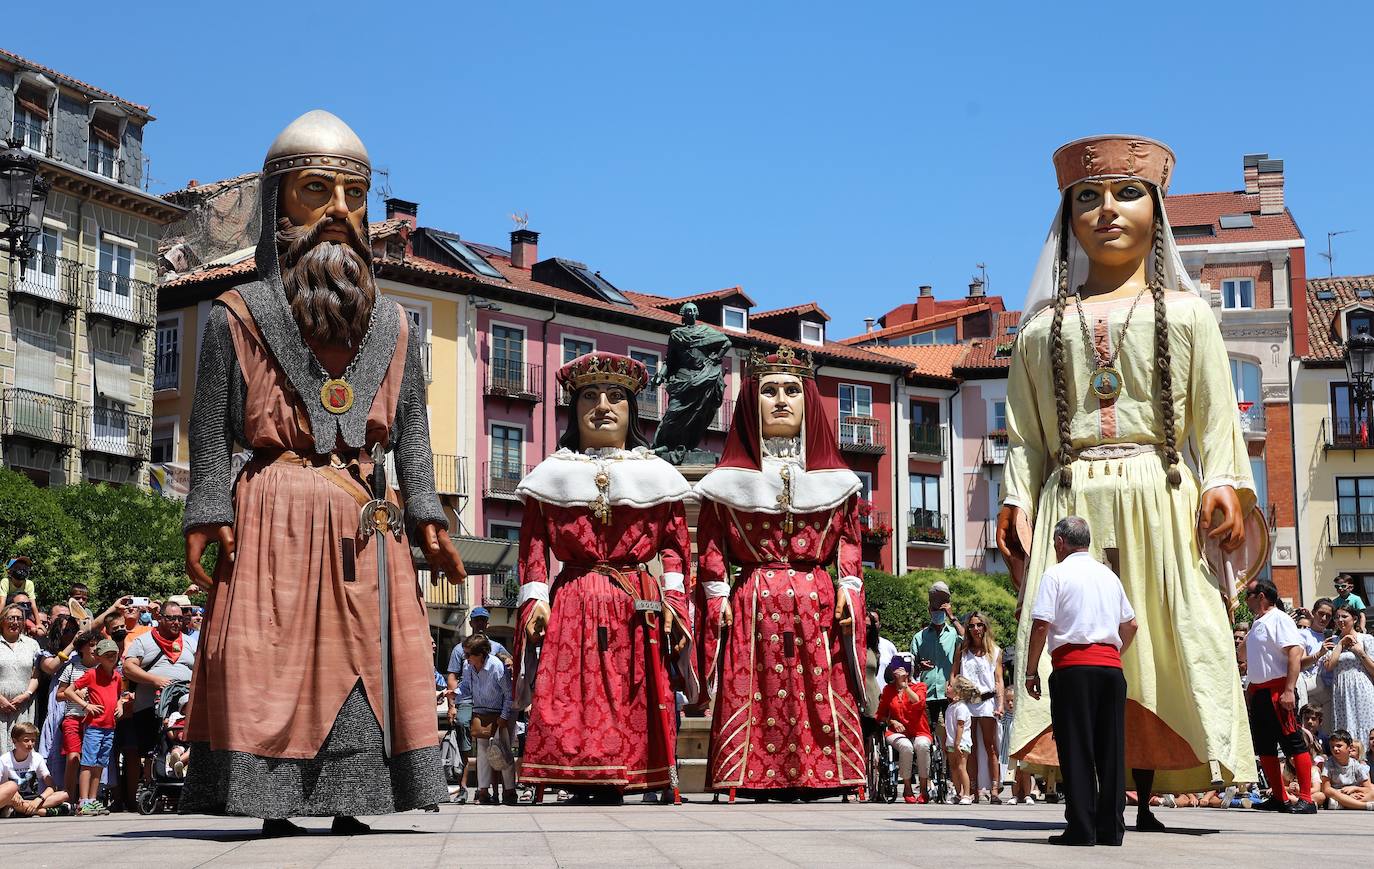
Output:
[384, 197, 419, 228]
[1242, 153, 1265, 194]
[1256, 158, 1284, 215]
[968, 278, 985, 298]
[916, 284, 935, 319]
[863, 317, 876, 334]
[510, 228, 539, 269]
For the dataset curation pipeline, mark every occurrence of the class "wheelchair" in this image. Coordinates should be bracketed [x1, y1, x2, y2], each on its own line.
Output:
[866, 726, 900, 804]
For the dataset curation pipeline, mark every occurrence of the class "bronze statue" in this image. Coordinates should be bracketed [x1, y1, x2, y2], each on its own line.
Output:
[651, 303, 732, 465]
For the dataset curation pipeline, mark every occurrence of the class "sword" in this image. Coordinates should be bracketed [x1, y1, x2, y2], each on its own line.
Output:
[359, 443, 403, 758]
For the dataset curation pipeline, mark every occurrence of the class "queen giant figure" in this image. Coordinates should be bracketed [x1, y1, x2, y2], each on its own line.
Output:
[695, 346, 868, 800]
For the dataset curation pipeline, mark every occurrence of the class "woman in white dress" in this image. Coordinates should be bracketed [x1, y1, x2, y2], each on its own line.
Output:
[952, 612, 1003, 802]
[1324, 603, 1374, 747]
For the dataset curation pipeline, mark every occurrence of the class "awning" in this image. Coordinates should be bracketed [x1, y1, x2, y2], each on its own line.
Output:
[411, 535, 518, 575]
[93, 353, 134, 404]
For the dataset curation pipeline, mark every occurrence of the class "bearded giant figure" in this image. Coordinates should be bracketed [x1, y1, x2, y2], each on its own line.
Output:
[694, 346, 868, 800]
[180, 111, 466, 835]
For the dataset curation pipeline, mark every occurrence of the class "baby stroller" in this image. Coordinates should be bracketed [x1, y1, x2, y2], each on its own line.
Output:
[136, 679, 191, 815]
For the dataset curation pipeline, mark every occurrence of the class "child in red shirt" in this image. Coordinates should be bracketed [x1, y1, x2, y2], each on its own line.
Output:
[59, 638, 129, 815]
[876, 660, 934, 803]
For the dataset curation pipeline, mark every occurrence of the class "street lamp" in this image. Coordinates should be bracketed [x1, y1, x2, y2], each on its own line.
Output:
[1345, 325, 1374, 446]
[0, 137, 48, 269]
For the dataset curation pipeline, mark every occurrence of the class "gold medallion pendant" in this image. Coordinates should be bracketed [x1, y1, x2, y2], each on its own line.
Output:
[321, 378, 355, 414]
[1089, 366, 1123, 402]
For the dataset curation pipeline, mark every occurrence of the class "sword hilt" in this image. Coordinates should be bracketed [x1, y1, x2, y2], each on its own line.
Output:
[360, 498, 404, 541]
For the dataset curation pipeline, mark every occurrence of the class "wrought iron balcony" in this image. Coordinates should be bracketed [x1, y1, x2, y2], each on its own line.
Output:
[1, 389, 78, 449]
[838, 416, 886, 455]
[432, 453, 468, 496]
[909, 424, 945, 459]
[7, 252, 82, 309]
[1328, 513, 1374, 548]
[83, 404, 152, 459]
[483, 460, 533, 499]
[153, 347, 179, 391]
[981, 432, 1008, 465]
[86, 271, 156, 329]
[483, 570, 520, 608]
[637, 387, 666, 421]
[1238, 403, 1265, 439]
[1322, 417, 1374, 451]
[484, 362, 543, 402]
[860, 510, 892, 545]
[907, 509, 948, 545]
[87, 146, 122, 180]
[708, 397, 736, 432]
[13, 119, 48, 155]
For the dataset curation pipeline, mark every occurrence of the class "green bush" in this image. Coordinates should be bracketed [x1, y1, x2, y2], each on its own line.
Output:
[864, 566, 1018, 650]
[0, 468, 93, 605]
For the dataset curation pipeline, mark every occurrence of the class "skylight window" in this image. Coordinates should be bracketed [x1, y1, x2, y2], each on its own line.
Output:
[1316, 290, 1337, 301]
[434, 234, 504, 279]
[566, 262, 633, 306]
[1219, 214, 1255, 230]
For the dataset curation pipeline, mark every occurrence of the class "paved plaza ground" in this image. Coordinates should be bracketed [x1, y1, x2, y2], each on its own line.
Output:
[0, 799, 1357, 867]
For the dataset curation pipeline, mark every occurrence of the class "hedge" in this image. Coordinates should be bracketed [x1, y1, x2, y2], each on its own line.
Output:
[863, 566, 1019, 651]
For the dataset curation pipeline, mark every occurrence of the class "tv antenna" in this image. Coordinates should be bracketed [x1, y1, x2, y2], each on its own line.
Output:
[510, 211, 529, 230]
[1321, 230, 1355, 277]
[973, 262, 989, 291]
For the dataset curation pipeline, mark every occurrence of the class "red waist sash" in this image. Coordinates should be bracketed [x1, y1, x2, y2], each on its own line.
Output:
[1050, 642, 1121, 670]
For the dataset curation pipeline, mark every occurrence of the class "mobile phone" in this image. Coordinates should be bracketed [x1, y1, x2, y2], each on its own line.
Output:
[129, 596, 150, 608]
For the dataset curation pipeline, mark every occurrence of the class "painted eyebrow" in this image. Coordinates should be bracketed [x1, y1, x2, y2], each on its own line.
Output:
[299, 170, 369, 186]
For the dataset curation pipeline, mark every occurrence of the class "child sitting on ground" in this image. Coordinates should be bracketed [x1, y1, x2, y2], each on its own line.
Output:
[0, 722, 71, 817]
[1320, 729, 1374, 810]
[944, 676, 977, 805]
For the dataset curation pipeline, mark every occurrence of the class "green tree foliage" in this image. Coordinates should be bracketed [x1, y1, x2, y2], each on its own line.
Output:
[864, 566, 1019, 649]
[0, 469, 191, 608]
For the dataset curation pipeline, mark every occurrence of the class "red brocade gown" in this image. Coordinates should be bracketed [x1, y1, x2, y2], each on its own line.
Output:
[513, 447, 696, 792]
[694, 483, 868, 793]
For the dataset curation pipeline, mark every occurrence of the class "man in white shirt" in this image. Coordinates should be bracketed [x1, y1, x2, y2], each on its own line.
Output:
[1241, 579, 1317, 814]
[1024, 516, 1137, 847]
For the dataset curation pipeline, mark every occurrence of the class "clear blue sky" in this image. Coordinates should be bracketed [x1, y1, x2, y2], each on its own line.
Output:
[9, 1, 1373, 334]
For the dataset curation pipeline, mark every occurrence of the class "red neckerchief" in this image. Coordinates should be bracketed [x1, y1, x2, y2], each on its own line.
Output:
[150, 627, 182, 664]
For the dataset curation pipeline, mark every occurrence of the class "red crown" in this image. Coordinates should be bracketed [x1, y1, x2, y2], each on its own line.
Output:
[556, 351, 650, 395]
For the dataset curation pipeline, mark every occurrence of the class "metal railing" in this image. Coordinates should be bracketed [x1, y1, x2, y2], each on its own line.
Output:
[906, 509, 948, 545]
[153, 347, 179, 391]
[86, 271, 156, 328]
[9, 252, 82, 308]
[87, 145, 122, 180]
[83, 404, 151, 459]
[484, 361, 543, 401]
[838, 416, 886, 454]
[708, 397, 735, 432]
[422, 569, 468, 609]
[1329, 513, 1374, 547]
[483, 571, 520, 608]
[483, 460, 532, 499]
[432, 454, 468, 496]
[982, 433, 1008, 465]
[1, 389, 79, 448]
[420, 342, 432, 383]
[1323, 417, 1374, 450]
[13, 119, 48, 154]
[637, 387, 666, 421]
[1238, 404, 1265, 437]
[860, 510, 892, 544]
[909, 424, 945, 458]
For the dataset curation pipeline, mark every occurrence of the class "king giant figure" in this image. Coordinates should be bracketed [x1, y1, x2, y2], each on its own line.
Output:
[180, 111, 466, 836]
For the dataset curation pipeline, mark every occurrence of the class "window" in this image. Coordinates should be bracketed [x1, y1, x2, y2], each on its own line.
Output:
[723, 305, 748, 332]
[839, 384, 873, 419]
[432, 233, 505, 279]
[563, 262, 633, 307]
[629, 349, 660, 375]
[23, 228, 62, 298]
[801, 321, 824, 346]
[1331, 382, 1370, 445]
[909, 400, 941, 454]
[1222, 278, 1255, 310]
[909, 474, 942, 538]
[90, 396, 130, 452]
[490, 424, 524, 488]
[150, 419, 176, 464]
[96, 238, 134, 311]
[854, 471, 873, 501]
[13, 102, 45, 152]
[14, 326, 57, 393]
[89, 116, 119, 179]
[992, 400, 1007, 433]
[630, 349, 662, 417]
[487, 523, 521, 596]
[490, 325, 524, 390]
[155, 317, 180, 391]
[563, 336, 594, 363]
[1348, 310, 1374, 340]
[1336, 477, 1374, 545]
[1230, 358, 1261, 431]
[912, 325, 957, 345]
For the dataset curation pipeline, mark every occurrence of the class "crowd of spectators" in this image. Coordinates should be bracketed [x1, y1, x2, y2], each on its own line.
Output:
[1, 556, 199, 818]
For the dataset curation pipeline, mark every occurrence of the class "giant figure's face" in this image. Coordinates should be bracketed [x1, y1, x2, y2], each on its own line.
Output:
[759, 373, 804, 439]
[1068, 178, 1156, 269]
[576, 382, 631, 449]
[280, 168, 369, 242]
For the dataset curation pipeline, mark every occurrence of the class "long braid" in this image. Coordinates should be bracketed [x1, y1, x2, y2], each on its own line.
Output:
[1150, 200, 1182, 488]
[1051, 202, 1075, 489]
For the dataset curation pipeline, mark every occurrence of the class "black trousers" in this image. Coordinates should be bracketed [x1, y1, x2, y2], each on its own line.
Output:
[1049, 665, 1126, 845]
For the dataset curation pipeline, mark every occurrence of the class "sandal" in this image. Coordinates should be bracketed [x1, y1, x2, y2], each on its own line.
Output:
[990, 794, 1002, 805]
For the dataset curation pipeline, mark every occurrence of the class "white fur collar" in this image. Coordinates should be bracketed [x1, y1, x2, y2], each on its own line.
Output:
[694, 456, 861, 514]
[516, 447, 695, 509]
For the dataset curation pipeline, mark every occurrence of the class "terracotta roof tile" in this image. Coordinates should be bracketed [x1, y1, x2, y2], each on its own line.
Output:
[160, 257, 256, 288]
[161, 173, 258, 203]
[1163, 191, 1303, 246]
[868, 344, 967, 383]
[954, 311, 1022, 373]
[0, 47, 151, 117]
[751, 302, 831, 322]
[838, 303, 993, 345]
[650, 285, 756, 310]
[1304, 275, 1374, 362]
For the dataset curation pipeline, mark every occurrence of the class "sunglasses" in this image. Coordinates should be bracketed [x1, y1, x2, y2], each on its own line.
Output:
[162, 615, 188, 622]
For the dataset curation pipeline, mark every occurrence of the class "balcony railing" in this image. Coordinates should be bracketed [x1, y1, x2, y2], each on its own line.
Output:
[1, 389, 78, 448]
[86, 271, 156, 329]
[13, 119, 48, 154]
[637, 387, 667, 421]
[909, 424, 945, 458]
[1239, 404, 1265, 438]
[860, 510, 892, 545]
[1323, 417, 1374, 451]
[420, 342, 432, 383]
[485, 362, 543, 402]
[483, 460, 532, 499]
[432, 453, 468, 496]
[483, 571, 520, 608]
[153, 348, 179, 391]
[1329, 513, 1374, 548]
[9, 252, 82, 308]
[88, 146, 122, 180]
[709, 397, 736, 432]
[907, 509, 948, 545]
[422, 569, 468, 609]
[982, 433, 1008, 465]
[838, 416, 886, 455]
[83, 404, 151, 459]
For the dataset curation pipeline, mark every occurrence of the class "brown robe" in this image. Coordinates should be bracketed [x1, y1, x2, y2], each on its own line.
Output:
[186, 290, 438, 759]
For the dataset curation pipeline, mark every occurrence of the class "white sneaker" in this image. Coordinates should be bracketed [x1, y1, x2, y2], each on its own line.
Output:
[959, 796, 973, 805]
[1007, 797, 1019, 805]
[1024, 794, 1036, 804]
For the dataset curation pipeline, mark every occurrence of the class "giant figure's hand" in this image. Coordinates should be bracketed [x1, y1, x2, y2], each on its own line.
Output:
[720, 598, 733, 629]
[995, 505, 1027, 589]
[834, 590, 855, 635]
[525, 600, 550, 642]
[185, 524, 234, 593]
[1200, 485, 1245, 552]
[421, 522, 467, 585]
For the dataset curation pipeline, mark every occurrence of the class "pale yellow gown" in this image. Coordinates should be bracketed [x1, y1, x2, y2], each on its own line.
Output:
[1005, 290, 1258, 793]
